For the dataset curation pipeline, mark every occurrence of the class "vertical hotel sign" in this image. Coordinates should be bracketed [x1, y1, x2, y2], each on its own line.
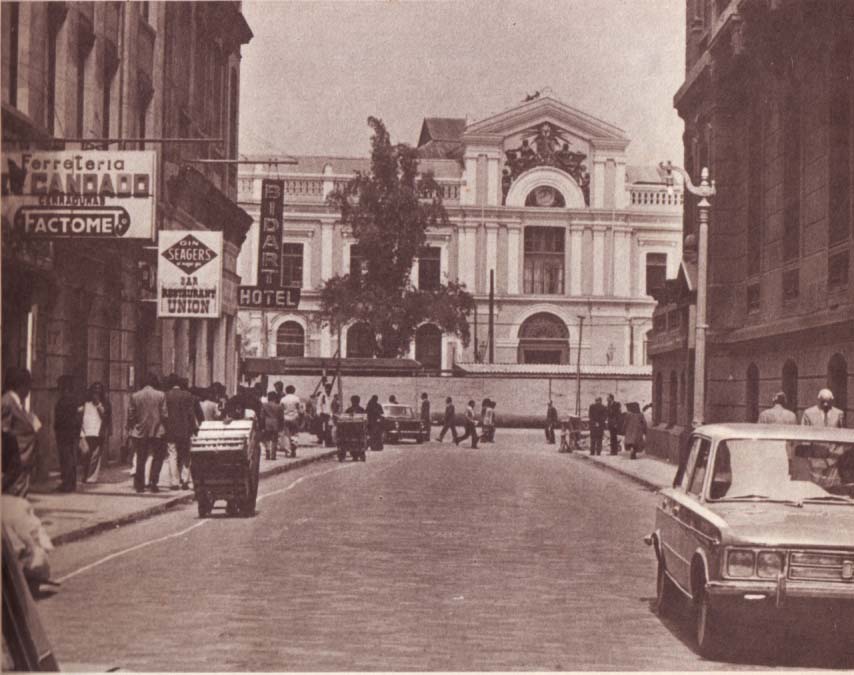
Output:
[258, 179, 284, 288]
[157, 231, 223, 318]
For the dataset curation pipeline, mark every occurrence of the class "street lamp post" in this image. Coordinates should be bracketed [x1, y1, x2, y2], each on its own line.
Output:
[659, 162, 715, 427]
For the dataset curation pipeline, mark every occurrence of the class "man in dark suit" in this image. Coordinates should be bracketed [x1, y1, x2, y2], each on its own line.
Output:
[606, 393, 622, 455]
[53, 375, 81, 492]
[420, 393, 431, 439]
[436, 397, 459, 443]
[128, 373, 167, 493]
[164, 374, 197, 490]
[588, 396, 607, 456]
[545, 401, 558, 444]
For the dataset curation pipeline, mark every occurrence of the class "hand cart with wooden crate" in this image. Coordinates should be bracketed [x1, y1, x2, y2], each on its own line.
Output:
[190, 419, 260, 517]
[335, 414, 368, 462]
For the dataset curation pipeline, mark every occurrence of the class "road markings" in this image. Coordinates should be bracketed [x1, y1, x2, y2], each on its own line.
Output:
[56, 463, 353, 583]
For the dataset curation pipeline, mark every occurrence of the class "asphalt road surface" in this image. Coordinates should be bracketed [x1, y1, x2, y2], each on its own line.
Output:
[39, 433, 852, 671]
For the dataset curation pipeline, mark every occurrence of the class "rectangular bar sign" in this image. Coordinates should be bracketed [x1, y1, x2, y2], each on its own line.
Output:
[1, 150, 157, 240]
[238, 286, 301, 309]
[157, 230, 223, 318]
[258, 178, 284, 288]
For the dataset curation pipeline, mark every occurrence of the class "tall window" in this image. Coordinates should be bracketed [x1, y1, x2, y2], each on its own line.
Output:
[76, 25, 95, 138]
[102, 49, 118, 140]
[276, 322, 304, 358]
[782, 359, 798, 415]
[517, 312, 569, 364]
[418, 246, 441, 290]
[346, 322, 375, 358]
[349, 244, 365, 285]
[746, 363, 760, 423]
[281, 243, 303, 288]
[829, 40, 852, 246]
[827, 353, 848, 419]
[645, 253, 667, 295]
[523, 227, 564, 295]
[415, 324, 442, 370]
[782, 85, 801, 261]
[46, 6, 64, 134]
[747, 98, 763, 275]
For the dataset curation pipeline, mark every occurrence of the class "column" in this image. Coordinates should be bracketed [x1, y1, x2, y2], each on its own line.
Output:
[212, 316, 227, 384]
[506, 225, 521, 294]
[613, 228, 631, 297]
[440, 336, 449, 370]
[592, 227, 606, 295]
[320, 222, 333, 282]
[458, 225, 477, 291]
[569, 228, 583, 296]
[194, 320, 209, 386]
[487, 157, 501, 206]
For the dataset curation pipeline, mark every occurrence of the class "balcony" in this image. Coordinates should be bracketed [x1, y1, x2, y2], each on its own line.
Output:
[627, 186, 683, 212]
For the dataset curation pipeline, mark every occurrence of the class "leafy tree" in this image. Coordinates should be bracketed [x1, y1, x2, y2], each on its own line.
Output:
[320, 117, 474, 358]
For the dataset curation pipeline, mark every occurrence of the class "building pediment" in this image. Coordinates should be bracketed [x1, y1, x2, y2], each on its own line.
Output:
[463, 97, 629, 147]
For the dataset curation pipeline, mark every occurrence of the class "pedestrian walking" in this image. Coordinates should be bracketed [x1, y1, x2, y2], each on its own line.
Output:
[420, 393, 431, 440]
[623, 402, 647, 460]
[437, 397, 459, 443]
[163, 374, 196, 490]
[127, 373, 167, 493]
[1, 368, 41, 497]
[457, 400, 479, 448]
[757, 392, 797, 424]
[559, 422, 571, 453]
[78, 381, 112, 483]
[53, 375, 81, 493]
[366, 395, 384, 450]
[545, 401, 558, 444]
[588, 397, 607, 455]
[801, 389, 845, 428]
[260, 391, 284, 460]
[480, 399, 495, 443]
[606, 394, 622, 455]
[281, 385, 304, 457]
[317, 383, 334, 447]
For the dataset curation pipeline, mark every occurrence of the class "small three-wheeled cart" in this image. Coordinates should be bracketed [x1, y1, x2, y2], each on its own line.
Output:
[190, 419, 260, 517]
[336, 414, 368, 462]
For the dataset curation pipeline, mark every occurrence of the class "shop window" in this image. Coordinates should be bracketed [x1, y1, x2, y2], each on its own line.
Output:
[523, 227, 564, 295]
[517, 312, 569, 364]
[346, 322, 375, 358]
[281, 243, 303, 288]
[418, 247, 441, 291]
[276, 322, 304, 358]
[645, 253, 667, 296]
[746, 363, 760, 423]
[415, 324, 442, 370]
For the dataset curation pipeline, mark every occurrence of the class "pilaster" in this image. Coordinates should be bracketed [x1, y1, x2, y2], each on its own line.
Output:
[569, 227, 583, 296]
[506, 225, 521, 294]
[592, 226, 607, 295]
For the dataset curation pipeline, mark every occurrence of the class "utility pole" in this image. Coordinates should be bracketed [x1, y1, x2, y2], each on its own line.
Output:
[488, 269, 495, 364]
[575, 315, 585, 417]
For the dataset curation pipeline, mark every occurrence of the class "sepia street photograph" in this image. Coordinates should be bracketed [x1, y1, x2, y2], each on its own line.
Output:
[1, 0, 853, 671]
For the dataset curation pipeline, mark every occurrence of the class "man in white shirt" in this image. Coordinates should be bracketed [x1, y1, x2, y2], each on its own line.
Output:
[317, 383, 333, 447]
[802, 389, 845, 428]
[757, 392, 798, 424]
[281, 385, 304, 457]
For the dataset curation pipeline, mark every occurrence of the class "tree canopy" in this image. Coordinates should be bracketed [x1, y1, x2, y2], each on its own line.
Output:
[319, 117, 474, 358]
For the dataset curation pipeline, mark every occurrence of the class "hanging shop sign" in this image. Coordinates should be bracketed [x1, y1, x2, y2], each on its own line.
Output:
[157, 230, 223, 318]
[238, 286, 301, 309]
[1, 151, 157, 240]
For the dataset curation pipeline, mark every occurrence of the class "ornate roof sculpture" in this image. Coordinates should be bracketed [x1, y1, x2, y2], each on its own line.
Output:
[501, 122, 590, 205]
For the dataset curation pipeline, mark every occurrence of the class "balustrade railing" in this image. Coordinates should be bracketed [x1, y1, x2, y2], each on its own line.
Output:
[628, 187, 683, 209]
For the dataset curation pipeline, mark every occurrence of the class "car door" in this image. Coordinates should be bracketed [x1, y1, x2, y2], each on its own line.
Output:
[661, 434, 711, 592]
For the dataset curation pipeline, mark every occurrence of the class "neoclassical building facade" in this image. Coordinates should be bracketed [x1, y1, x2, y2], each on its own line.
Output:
[236, 97, 682, 372]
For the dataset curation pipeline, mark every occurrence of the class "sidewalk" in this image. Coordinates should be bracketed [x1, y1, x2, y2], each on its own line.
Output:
[570, 444, 678, 491]
[28, 433, 337, 546]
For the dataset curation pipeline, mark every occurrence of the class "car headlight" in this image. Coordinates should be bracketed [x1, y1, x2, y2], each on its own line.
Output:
[756, 551, 785, 578]
[727, 549, 756, 577]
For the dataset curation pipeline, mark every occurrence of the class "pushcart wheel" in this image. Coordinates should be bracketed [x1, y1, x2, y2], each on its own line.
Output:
[226, 501, 239, 517]
[240, 498, 255, 517]
[337, 451, 346, 462]
[197, 496, 212, 518]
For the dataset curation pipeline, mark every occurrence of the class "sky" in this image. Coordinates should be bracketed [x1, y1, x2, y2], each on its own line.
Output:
[238, 0, 686, 168]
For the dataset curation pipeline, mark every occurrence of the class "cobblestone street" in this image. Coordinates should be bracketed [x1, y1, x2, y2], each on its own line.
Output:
[39, 432, 851, 671]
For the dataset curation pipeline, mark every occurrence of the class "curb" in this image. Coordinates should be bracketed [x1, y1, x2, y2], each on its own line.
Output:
[570, 452, 665, 492]
[51, 449, 338, 547]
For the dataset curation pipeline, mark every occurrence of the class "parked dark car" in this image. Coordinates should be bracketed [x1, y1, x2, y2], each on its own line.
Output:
[646, 423, 854, 659]
[381, 404, 425, 443]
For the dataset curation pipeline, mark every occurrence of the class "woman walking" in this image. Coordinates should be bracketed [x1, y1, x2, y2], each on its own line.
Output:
[366, 395, 384, 451]
[623, 402, 647, 460]
[78, 382, 112, 483]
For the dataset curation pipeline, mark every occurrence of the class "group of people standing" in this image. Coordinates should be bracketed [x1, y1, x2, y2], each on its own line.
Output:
[757, 389, 845, 427]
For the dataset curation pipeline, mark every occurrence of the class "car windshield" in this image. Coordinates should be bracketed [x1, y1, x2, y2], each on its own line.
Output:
[384, 405, 414, 417]
[709, 438, 854, 502]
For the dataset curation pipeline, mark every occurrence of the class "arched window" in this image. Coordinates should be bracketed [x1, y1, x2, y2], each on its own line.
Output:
[517, 312, 569, 364]
[346, 322, 375, 358]
[668, 370, 678, 426]
[746, 363, 760, 423]
[276, 321, 304, 357]
[782, 359, 798, 414]
[653, 372, 663, 425]
[415, 324, 442, 370]
[827, 353, 848, 417]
